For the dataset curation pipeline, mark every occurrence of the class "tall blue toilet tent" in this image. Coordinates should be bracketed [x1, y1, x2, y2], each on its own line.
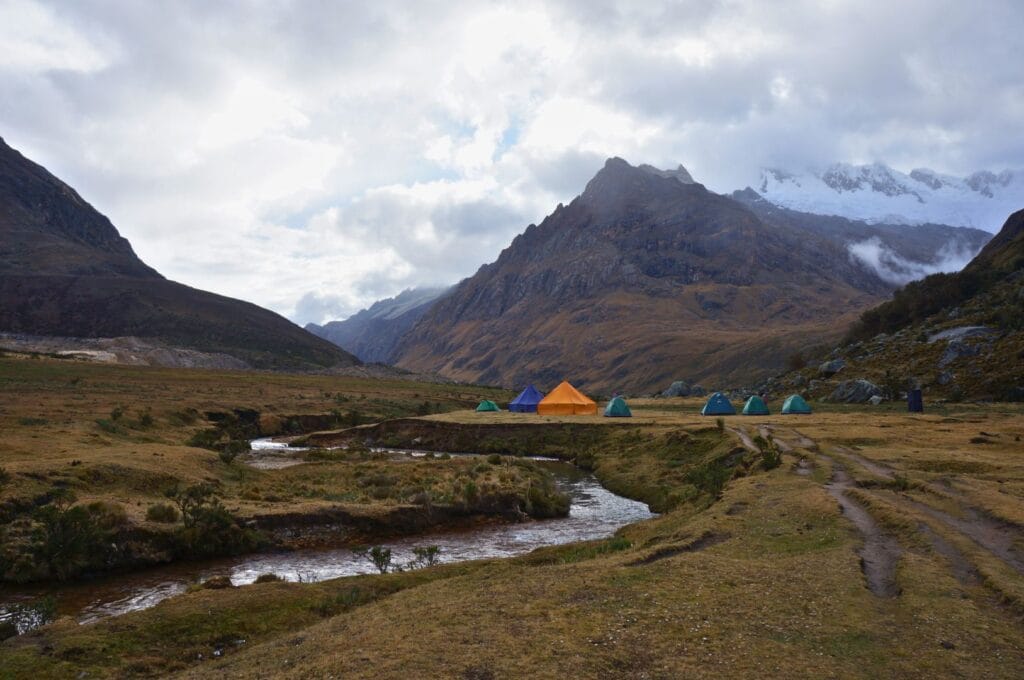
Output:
[701, 392, 737, 416]
[509, 385, 545, 413]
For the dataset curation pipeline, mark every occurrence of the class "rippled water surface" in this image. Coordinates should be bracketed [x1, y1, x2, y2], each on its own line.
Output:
[0, 447, 654, 627]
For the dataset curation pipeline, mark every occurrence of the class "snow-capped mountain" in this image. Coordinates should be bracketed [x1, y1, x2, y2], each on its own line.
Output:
[756, 163, 1023, 232]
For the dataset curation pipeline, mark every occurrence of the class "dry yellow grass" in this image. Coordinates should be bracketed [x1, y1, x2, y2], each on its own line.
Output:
[2, 360, 1024, 678]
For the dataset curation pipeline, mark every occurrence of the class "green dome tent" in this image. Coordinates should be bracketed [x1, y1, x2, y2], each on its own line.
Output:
[476, 399, 501, 412]
[742, 395, 770, 415]
[604, 396, 632, 417]
[781, 394, 812, 415]
[701, 392, 736, 416]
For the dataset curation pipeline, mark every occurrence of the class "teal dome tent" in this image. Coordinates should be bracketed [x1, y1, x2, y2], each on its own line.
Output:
[742, 395, 770, 415]
[781, 394, 812, 415]
[604, 396, 632, 417]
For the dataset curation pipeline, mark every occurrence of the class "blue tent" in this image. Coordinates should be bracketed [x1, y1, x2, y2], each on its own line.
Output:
[509, 384, 545, 413]
[701, 392, 737, 416]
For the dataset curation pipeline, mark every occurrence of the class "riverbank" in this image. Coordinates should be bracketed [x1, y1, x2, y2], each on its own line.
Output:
[4, 358, 1024, 678]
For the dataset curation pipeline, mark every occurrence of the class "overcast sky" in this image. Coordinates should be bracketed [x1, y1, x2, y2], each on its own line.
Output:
[2, 0, 1022, 325]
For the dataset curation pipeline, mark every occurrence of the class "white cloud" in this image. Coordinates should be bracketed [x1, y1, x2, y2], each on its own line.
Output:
[0, 0, 114, 73]
[847, 237, 979, 286]
[0, 0, 1021, 326]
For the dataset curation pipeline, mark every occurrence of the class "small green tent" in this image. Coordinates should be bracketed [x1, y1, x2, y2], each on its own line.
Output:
[701, 392, 736, 416]
[742, 395, 770, 415]
[781, 394, 812, 415]
[604, 396, 632, 417]
[476, 399, 500, 412]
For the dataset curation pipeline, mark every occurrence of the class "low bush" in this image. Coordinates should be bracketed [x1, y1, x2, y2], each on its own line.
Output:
[95, 418, 124, 435]
[353, 545, 393, 574]
[17, 417, 48, 426]
[146, 503, 180, 523]
[254, 573, 282, 583]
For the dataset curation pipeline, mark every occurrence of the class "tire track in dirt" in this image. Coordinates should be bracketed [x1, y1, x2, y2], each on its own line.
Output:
[758, 425, 793, 452]
[822, 443, 1024, 576]
[804, 432, 1024, 586]
[917, 523, 981, 586]
[821, 456, 903, 598]
[831, 445, 894, 480]
[905, 499, 1024, 575]
[727, 427, 758, 453]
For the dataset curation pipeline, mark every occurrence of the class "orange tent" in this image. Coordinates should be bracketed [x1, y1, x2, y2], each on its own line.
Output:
[537, 380, 597, 416]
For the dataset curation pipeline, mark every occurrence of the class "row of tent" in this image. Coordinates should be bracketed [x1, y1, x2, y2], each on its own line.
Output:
[701, 392, 812, 415]
[477, 382, 812, 417]
[477, 381, 631, 417]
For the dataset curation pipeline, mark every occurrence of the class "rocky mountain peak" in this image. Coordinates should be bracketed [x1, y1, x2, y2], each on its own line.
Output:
[579, 157, 702, 215]
[638, 163, 696, 184]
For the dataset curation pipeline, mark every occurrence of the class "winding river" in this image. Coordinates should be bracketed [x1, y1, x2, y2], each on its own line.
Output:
[0, 442, 654, 629]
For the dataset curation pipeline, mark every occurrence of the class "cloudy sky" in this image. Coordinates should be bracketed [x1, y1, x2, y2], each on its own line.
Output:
[2, 0, 1022, 324]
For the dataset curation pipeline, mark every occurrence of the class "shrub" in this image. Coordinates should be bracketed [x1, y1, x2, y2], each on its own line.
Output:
[176, 504, 262, 558]
[409, 545, 441, 569]
[187, 428, 222, 449]
[756, 436, 782, 470]
[715, 417, 725, 432]
[110, 406, 125, 421]
[138, 410, 155, 428]
[353, 545, 393, 574]
[168, 408, 199, 426]
[217, 448, 238, 464]
[17, 417, 48, 426]
[146, 503, 180, 523]
[486, 454, 503, 465]
[165, 483, 220, 528]
[891, 474, 912, 492]
[0, 466, 10, 486]
[94, 418, 124, 435]
[254, 572, 282, 583]
[31, 497, 113, 581]
[685, 461, 732, 499]
[85, 501, 129, 530]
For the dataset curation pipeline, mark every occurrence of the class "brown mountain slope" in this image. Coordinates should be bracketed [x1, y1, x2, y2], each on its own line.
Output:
[393, 158, 896, 393]
[0, 137, 358, 370]
[790, 208, 1023, 402]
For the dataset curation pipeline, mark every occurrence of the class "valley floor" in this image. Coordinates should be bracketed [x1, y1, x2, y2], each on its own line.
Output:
[1, 356, 1023, 678]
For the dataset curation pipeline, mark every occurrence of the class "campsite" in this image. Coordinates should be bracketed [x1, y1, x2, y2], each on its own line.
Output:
[2, 355, 1024, 678]
[2, 2, 1023, 677]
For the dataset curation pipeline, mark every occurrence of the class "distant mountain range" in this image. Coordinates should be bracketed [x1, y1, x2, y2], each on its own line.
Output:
[754, 163, 1022, 231]
[306, 287, 450, 363]
[0, 137, 358, 371]
[368, 158, 993, 393]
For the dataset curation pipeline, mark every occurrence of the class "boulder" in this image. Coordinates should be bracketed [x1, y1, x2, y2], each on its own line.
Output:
[819, 359, 846, 377]
[939, 340, 980, 367]
[868, 395, 884, 406]
[689, 385, 707, 397]
[661, 380, 689, 397]
[936, 371, 954, 386]
[927, 326, 994, 344]
[829, 379, 882, 403]
[791, 373, 807, 387]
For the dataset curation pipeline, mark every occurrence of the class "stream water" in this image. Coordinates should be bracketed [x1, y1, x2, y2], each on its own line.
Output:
[0, 443, 654, 629]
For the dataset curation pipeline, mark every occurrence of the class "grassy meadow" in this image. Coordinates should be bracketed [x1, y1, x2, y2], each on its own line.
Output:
[1, 355, 1024, 678]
